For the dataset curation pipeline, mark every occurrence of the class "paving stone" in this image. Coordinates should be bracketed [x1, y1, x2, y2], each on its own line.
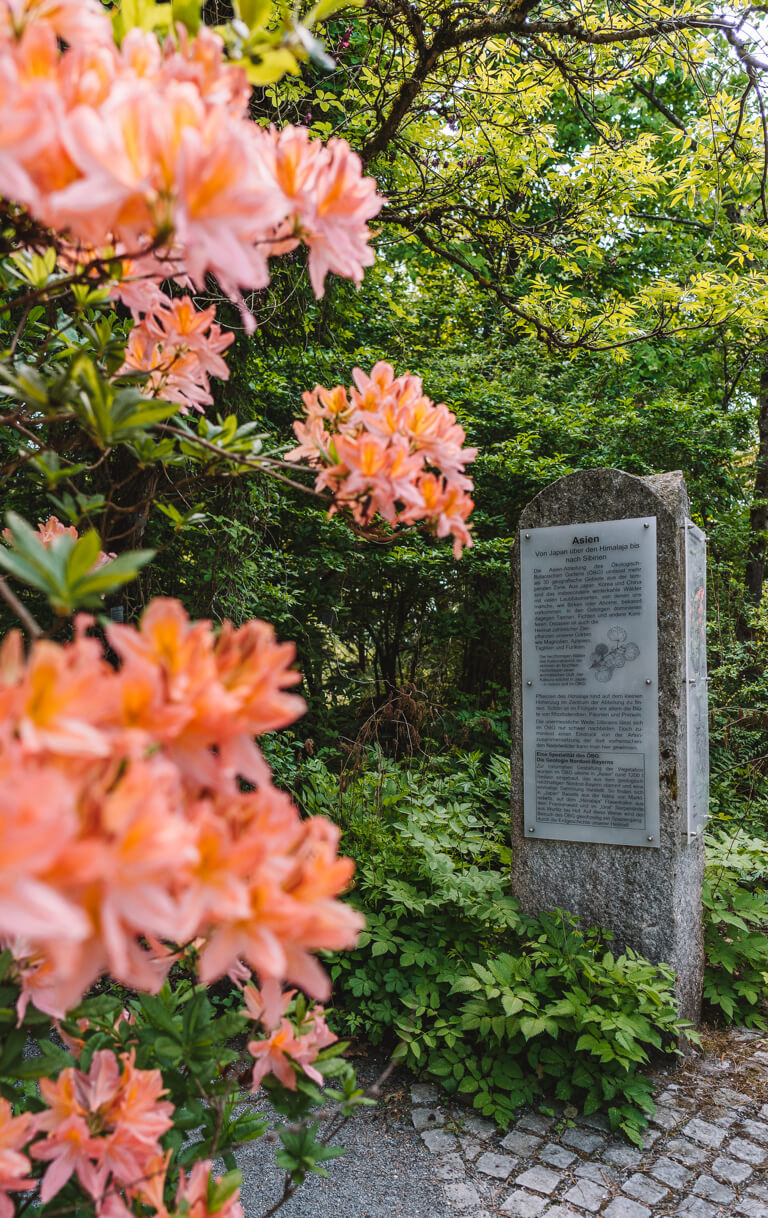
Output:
[582, 1112, 611, 1132]
[540, 1208, 582, 1218]
[518, 1113, 556, 1136]
[538, 1144, 576, 1170]
[411, 1083, 440, 1105]
[421, 1128, 457, 1154]
[728, 1137, 768, 1165]
[603, 1198, 651, 1218]
[742, 1120, 768, 1144]
[444, 1180, 481, 1211]
[476, 1152, 517, 1180]
[515, 1167, 562, 1195]
[500, 1189, 549, 1218]
[640, 1129, 661, 1150]
[459, 1136, 484, 1162]
[622, 1173, 669, 1205]
[657, 1087, 693, 1107]
[649, 1156, 693, 1189]
[748, 1185, 768, 1202]
[434, 1153, 465, 1181]
[710, 1154, 754, 1185]
[711, 1111, 739, 1129]
[760, 1106, 768, 1122]
[714, 1087, 752, 1106]
[675, 1197, 718, 1218]
[562, 1179, 609, 1212]
[651, 1106, 688, 1131]
[463, 1116, 497, 1140]
[502, 1131, 544, 1157]
[603, 1143, 643, 1170]
[561, 1127, 606, 1153]
[666, 1138, 710, 1167]
[683, 1118, 727, 1149]
[736, 1201, 768, 1218]
[574, 1162, 617, 1185]
[692, 1173, 736, 1205]
[412, 1107, 445, 1131]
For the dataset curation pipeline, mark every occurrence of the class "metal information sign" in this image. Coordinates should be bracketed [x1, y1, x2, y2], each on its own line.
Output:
[520, 516, 660, 847]
[684, 519, 708, 838]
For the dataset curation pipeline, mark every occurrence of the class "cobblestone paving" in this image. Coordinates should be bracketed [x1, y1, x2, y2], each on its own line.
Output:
[412, 1030, 768, 1218]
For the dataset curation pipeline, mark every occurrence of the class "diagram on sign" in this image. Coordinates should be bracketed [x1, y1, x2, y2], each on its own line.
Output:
[589, 626, 640, 683]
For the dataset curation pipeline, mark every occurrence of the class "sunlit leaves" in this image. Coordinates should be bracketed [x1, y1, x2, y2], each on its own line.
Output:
[0, 512, 154, 615]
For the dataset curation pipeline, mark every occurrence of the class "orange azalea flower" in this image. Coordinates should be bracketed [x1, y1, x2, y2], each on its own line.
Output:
[33, 1050, 174, 1205]
[0, 1097, 35, 1218]
[0, 582, 360, 1013]
[286, 362, 476, 554]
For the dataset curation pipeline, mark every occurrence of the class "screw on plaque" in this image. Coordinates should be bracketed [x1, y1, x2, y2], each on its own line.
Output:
[645, 679, 652, 685]
[525, 533, 531, 539]
[526, 680, 533, 686]
[643, 522, 650, 528]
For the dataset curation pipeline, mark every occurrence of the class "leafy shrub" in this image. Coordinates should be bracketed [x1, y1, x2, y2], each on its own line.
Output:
[703, 831, 768, 1027]
[300, 751, 692, 1144]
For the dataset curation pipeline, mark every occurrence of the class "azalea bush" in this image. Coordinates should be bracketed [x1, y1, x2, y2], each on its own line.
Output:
[0, 1, 477, 1215]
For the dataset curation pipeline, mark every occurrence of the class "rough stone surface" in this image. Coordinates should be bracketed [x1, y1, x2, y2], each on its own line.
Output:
[412, 1106, 445, 1131]
[562, 1127, 606, 1153]
[510, 468, 705, 1020]
[563, 1178, 610, 1211]
[675, 1198, 717, 1218]
[476, 1151, 516, 1179]
[729, 1137, 768, 1164]
[683, 1119, 726, 1149]
[622, 1173, 669, 1205]
[692, 1172, 735, 1204]
[711, 1154, 754, 1184]
[539, 1144, 577, 1169]
[500, 1189, 549, 1217]
[443, 1181, 480, 1211]
[463, 1116, 496, 1139]
[515, 1166, 562, 1195]
[502, 1130, 544, 1156]
[603, 1198, 651, 1218]
[604, 1143, 643, 1170]
[422, 1128, 458, 1154]
[411, 1083, 440, 1105]
[666, 1138, 710, 1167]
[650, 1156, 692, 1189]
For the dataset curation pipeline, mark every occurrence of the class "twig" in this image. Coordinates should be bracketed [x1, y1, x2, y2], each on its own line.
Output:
[0, 576, 42, 637]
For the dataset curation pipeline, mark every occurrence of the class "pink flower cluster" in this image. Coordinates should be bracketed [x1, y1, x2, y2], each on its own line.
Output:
[286, 362, 477, 556]
[0, 1, 383, 309]
[30, 1049, 173, 1209]
[0, 1098, 35, 1218]
[0, 1058, 244, 1218]
[119, 295, 234, 413]
[242, 980, 337, 1091]
[0, 596, 363, 1018]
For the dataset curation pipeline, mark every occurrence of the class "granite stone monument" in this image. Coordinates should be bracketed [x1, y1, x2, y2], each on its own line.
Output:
[510, 469, 707, 1021]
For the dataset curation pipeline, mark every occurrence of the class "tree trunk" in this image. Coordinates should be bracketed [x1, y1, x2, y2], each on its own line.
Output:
[744, 364, 768, 606]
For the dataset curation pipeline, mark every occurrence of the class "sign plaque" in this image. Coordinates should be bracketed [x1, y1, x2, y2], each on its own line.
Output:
[684, 519, 708, 838]
[520, 516, 660, 847]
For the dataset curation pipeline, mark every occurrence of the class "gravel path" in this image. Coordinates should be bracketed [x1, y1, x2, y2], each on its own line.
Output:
[237, 1028, 768, 1218]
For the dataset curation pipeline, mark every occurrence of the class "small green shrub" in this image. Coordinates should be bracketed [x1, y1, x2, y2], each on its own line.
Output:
[703, 831, 768, 1027]
[303, 751, 692, 1145]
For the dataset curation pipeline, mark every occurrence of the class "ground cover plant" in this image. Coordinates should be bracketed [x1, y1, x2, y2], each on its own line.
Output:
[288, 751, 694, 1145]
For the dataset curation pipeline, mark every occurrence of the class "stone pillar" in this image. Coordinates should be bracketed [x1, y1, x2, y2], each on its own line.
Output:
[510, 469, 705, 1022]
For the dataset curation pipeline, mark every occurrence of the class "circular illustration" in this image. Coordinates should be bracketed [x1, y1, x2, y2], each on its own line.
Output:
[589, 628, 641, 682]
